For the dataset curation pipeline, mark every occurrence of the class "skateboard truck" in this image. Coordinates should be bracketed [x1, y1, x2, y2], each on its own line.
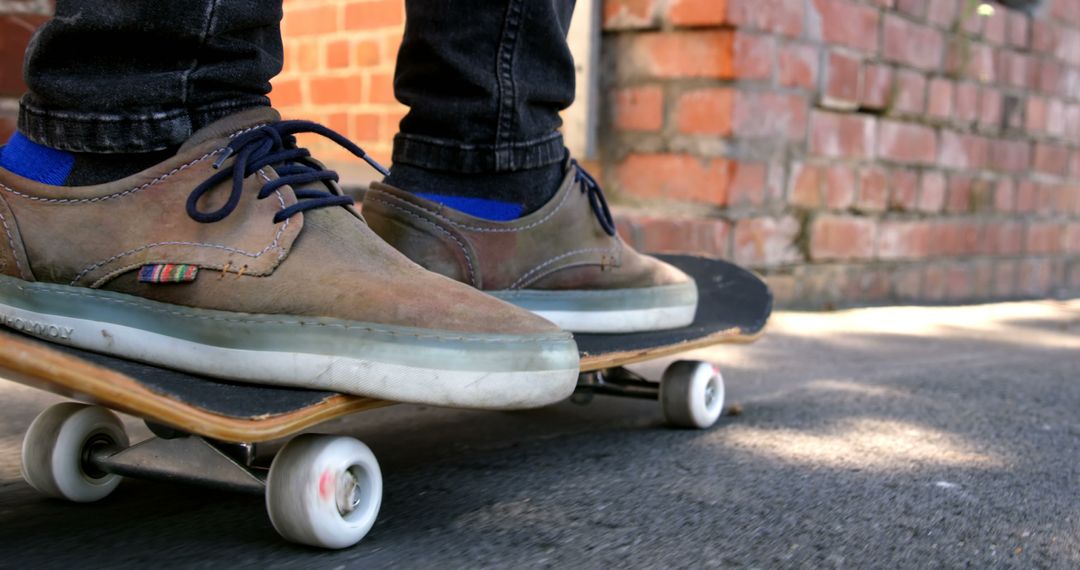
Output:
[86, 435, 267, 495]
[574, 360, 726, 430]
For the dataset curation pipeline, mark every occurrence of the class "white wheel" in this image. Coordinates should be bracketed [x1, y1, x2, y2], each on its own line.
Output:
[266, 434, 383, 549]
[660, 360, 725, 429]
[20, 403, 129, 502]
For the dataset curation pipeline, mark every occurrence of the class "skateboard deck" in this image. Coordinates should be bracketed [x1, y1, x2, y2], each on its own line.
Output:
[0, 255, 771, 443]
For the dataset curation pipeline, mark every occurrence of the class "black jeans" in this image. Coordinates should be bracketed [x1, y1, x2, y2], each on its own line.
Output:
[19, 0, 576, 173]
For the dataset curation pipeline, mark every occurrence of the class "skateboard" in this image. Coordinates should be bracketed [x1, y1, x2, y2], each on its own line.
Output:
[0, 254, 771, 549]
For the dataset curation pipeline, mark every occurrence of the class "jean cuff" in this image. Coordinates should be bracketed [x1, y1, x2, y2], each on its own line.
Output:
[17, 95, 271, 153]
[391, 131, 566, 174]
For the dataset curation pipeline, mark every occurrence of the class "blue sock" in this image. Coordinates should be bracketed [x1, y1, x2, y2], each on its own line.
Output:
[0, 132, 75, 185]
[414, 193, 523, 221]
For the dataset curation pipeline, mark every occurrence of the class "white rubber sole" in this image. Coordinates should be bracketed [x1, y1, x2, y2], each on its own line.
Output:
[0, 302, 578, 410]
[531, 304, 697, 333]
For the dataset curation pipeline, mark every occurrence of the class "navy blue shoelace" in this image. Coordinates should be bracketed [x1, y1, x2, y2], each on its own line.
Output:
[571, 159, 616, 236]
[186, 120, 389, 224]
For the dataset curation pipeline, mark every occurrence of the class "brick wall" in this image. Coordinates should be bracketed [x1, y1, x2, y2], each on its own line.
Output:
[1, 1, 1078, 307]
[603, 0, 1080, 306]
[274, 0, 407, 170]
[0, 1, 51, 143]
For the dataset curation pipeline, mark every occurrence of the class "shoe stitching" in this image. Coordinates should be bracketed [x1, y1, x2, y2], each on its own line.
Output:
[510, 246, 619, 290]
[0, 211, 24, 278]
[376, 179, 574, 233]
[0, 125, 265, 206]
[72, 169, 291, 286]
[0, 281, 572, 344]
[368, 197, 477, 286]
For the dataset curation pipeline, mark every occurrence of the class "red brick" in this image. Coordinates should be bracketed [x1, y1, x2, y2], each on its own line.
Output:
[1026, 95, 1047, 133]
[352, 113, 380, 141]
[1065, 223, 1080, 253]
[732, 216, 802, 266]
[1038, 60, 1062, 94]
[789, 163, 823, 208]
[823, 165, 856, 210]
[733, 91, 808, 140]
[778, 42, 819, 89]
[1015, 181, 1038, 213]
[809, 110, 876, 159]
[1031, 20, 1058, 54]
[860, 63, 893, 110]
[326, 39, 350, 69]
[723, 0, 803, 36]
[945, 176, 972, 213]
[270, 78, 304, 108]
[1019, 259, 1053, 296]
[669, 0, 728, 27]
[927, 78, 953, 120]
[622, 31, 735, 79]
[727, 161, 770, 207]
[984, 221, 1023, 255]
[856, 166, 888, 212]
[888, 168, 920, 211]
[616, 86, 666, 132]
[822, 50, 862, 109]
[811, 0, 880, 54]
[877, 120, 937, 165]
[923, 265, 947, 299]
[883, 15, 944, 71]
[938, 131, 988, 170]
[284, 5, 339, 36]
[733, 32, 775, 80]
[1006, 11, 1029, 48]
[355, 40, 381, 67]
[993, 179, 1015, 212]
[892, 69, 927, 114]
[1046, 99, 1068, 139]
[0, 15, 49, 96]
[618, 214, 731, 257]
[917, 171, 946, 212]
[344, 0, 404, 30]
[945, 264, 975, 300]
[953, 82, 979, 124]
[996, 50, 1036, 90]
[896, 0, 925, 18]
[1026, 223, 1063, 254]
[979, 87, 1002, 129]
[892, 266, 923, 299]
[810, 216, 877, 261]
[309, 76, 363, 105]
[604, 0, 661, 29]
[878, 221, 932, 260]
[615, 154, 731, 205]
[983, 9, 1008, 45]
[946, 40, 995, 83]
[1034, 143, 1071, 177]
[989, 139, 1031, 174]
[925, 0, 958, 28]
[994, 260, 1019, 297]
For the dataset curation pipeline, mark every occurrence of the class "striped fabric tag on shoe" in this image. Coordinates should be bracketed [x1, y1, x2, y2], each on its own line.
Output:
[138, 264, 199, 283]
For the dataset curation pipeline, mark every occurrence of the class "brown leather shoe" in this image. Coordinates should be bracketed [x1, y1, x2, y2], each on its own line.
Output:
[363, 160, 698, 333]
[0, 109, 578, 409]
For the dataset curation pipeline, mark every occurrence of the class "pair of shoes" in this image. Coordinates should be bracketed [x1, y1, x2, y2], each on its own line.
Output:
[0, 109, 696, 409]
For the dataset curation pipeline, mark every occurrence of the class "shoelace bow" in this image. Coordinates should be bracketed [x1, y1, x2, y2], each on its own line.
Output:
[186, 120, 389, 224]
[571, 159, 616, 236]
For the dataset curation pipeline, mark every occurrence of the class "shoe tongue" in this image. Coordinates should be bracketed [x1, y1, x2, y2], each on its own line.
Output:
[178, 107, 282, 153]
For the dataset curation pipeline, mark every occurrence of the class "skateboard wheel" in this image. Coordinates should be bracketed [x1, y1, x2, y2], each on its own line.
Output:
[660, 361, 725, 429]
[20, 403, 129, 502]
[266, 434, 383, 549]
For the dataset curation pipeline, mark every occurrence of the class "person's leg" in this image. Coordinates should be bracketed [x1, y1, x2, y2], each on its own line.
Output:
[0, 1, 579, 407]
[366, 0, 699, 333]
[4, 0, 282, 185]
[383, 0, 576, 217]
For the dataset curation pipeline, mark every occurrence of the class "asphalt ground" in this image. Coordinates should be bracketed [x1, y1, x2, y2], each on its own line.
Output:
[0, 300, 1077, 569]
